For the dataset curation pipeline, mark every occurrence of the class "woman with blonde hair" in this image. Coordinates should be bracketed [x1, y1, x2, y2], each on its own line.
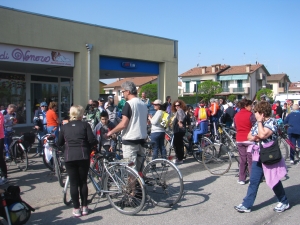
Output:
[58, 105, 97, 217]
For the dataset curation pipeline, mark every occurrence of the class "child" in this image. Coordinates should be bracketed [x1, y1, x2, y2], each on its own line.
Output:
[93, 111, 116, 152]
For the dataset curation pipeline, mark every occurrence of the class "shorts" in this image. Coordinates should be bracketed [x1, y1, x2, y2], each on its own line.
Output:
[122, 143, 145, 172]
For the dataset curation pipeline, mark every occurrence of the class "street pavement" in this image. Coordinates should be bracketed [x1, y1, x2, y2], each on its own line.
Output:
[2, 149, 300, 225]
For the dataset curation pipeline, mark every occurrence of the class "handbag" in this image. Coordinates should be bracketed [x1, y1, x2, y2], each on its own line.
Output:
[259, 139, 282, 165]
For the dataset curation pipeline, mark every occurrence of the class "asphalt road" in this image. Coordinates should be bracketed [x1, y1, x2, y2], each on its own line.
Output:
[2, 149, 300, 225]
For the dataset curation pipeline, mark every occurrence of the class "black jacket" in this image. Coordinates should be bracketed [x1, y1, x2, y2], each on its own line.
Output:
[58, 120, 98, 162]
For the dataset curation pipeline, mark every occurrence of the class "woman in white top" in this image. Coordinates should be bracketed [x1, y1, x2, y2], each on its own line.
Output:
[148, 99, 166, 159]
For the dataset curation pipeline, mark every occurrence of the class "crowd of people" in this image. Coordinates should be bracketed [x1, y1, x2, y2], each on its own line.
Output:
[2, 87, 300, 216]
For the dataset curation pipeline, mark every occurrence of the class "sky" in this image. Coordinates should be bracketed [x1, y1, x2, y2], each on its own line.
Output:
[1, 0, 300, 83]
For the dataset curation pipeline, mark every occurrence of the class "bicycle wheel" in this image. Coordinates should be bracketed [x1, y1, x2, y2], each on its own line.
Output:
[52, 150, 65, 187]
[104, 165, 146, 215]
[14, 144, 28, 171]
[192, 136, 213, 163]
[63, 176, 72, 206]
[278, 137, 289, 161]
[202, 143, 232, 175]
[142, 159, 184, 207]
[90, 154, 104, 185]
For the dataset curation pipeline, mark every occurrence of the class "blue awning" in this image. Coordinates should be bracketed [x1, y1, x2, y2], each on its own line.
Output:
[218, 75, 232, 81]
[218, 74, 248, 81]
[232, 74, 248, 80]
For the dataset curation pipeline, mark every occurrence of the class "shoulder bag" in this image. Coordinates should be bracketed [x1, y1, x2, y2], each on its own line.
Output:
[259, 139, 282, 165]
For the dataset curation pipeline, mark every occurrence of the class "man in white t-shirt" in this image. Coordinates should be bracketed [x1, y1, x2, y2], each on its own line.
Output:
[107, 81, 148, 172]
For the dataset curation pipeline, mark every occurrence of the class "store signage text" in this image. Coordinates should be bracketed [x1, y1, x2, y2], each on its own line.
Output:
[0, 44, 74, 67]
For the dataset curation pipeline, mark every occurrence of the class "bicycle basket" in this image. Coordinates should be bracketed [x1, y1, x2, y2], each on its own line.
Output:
[23, 133, 35, 145]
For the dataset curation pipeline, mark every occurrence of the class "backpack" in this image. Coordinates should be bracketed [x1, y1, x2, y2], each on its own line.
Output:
[198, 108, 207, 120]
[160, 111, 171, 128]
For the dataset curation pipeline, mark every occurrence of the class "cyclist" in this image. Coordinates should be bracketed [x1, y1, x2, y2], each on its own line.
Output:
[33, 102, 48, 156]
[86, 100, 100, 129]
[107, 81, 148, 172]
[3, 104, 17, 159]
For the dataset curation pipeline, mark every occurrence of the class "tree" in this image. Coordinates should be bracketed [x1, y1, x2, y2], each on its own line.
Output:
[228, 94, 236, 103]
[138, 83, 157, 102]
[256, 88, 273, 101]
[197, 80, 222, 102]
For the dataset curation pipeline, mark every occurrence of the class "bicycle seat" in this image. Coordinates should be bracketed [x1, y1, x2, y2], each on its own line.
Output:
[142, 142, 155, 148]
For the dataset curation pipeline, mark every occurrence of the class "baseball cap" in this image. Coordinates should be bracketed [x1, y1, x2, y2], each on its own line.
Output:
[98, 97, 104, 102]
[228, 102, 233, 107]
[152, 99, 162, 105]
[40, 102, 48, 107]
[108, 95, 113, 99]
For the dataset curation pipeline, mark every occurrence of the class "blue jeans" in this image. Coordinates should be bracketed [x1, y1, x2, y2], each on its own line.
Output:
[242, 161, 288, 209]
[288, 133, 300, 161]
[150, 132, 166, 160]
[47, 126, 59, 140]
[4, 130, 13, 157]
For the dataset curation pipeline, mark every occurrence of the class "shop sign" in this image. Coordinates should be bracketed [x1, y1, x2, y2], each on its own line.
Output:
[121, 62, 136, 69]
[0, 44, 74, 67]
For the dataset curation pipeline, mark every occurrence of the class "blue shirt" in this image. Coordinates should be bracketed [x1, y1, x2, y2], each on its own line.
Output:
[284, 110, 300, 135]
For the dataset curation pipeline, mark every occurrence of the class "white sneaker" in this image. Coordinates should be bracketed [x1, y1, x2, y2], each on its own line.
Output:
[273, 202, 289, 213]
[290, 160, 294, 164]
[237, 180, 245, 185]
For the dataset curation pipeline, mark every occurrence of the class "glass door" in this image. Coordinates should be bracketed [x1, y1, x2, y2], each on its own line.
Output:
[60, 78, 71, 120]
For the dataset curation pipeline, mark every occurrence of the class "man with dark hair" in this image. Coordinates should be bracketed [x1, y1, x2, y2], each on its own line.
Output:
[162, 96, 172, 114]
[107, 81, 148, 172]
[105, 95, 119, 125]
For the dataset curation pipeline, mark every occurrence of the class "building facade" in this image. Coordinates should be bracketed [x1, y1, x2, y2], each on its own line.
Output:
[0, 6, 178, 127]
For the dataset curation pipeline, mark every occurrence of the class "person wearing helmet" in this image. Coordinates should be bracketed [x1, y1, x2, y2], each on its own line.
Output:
[33, 102, 48, 156]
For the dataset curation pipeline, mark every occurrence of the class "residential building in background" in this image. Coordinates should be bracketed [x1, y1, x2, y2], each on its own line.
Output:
[267, 73, 291, 98]
[179, 63, 270, 100]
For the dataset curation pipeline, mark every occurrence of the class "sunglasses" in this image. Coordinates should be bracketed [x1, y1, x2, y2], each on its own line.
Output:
[122, 90, 128, 93]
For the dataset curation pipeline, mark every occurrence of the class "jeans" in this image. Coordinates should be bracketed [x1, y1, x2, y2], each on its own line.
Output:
[242, 161, 288, 209]
[288, 133, 300, 161]
[237, 143, 252, 182]
[65, 160, 90, 209]
[150, 132, 166, 160]
[4, 130, 13, 157]
[47, 126, 58, 140]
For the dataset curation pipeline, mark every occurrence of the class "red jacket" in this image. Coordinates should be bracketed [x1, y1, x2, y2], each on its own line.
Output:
[234, 108, 254, 142]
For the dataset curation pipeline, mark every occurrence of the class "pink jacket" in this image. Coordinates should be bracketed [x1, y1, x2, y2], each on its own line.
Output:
[0, 113, 4, 139]
[247, 143, 287, 189]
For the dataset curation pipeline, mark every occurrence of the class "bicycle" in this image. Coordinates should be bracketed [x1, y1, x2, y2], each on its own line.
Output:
[140, 142, 184, 207]
[63, 151, 146, 215]
[277, 124, 297, 161]
[165, 129, 209, 163]
[45, 135, 66, 187]
[5, 131, 35, 171]
[200, 121, 237, 175]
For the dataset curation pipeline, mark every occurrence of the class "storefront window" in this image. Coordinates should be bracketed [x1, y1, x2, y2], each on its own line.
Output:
[0, 73, 26, 124]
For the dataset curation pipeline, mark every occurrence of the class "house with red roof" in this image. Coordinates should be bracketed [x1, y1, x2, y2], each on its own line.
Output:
[179, 63, 270, 100]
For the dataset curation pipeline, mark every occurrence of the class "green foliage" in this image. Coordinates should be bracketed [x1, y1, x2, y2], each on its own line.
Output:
[138, 83, 157, 102]
[228, 94, 236, 103]
[256, 88, 273, 100]
[197, 80, 222, 101]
